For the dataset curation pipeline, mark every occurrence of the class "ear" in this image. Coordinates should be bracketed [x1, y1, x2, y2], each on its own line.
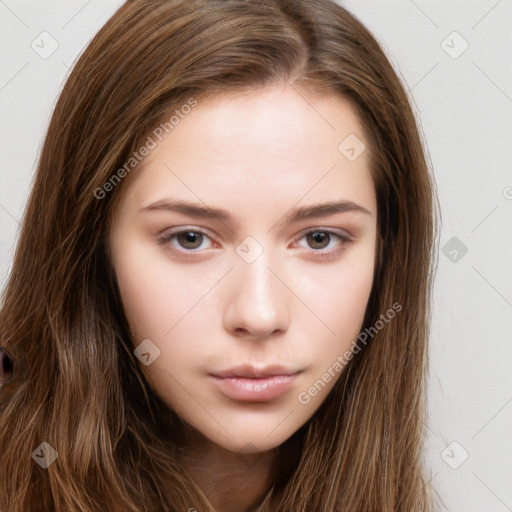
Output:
[0, 346, 14, 385]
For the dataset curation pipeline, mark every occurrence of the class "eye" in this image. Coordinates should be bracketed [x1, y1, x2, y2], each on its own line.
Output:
[157, 229, 215, 253]
[294, 228, 353, 259]
[157, 227, 353, 259]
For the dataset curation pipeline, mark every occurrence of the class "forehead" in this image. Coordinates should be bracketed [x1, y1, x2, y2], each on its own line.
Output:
[156, 85, 365, 162]
[114, 84, 375, 220]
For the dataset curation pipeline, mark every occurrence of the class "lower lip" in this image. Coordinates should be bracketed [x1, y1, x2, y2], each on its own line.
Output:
[208, 374, 298, 402]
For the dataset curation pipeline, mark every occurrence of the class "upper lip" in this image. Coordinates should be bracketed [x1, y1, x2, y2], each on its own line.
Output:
[209, 364, 302, 379]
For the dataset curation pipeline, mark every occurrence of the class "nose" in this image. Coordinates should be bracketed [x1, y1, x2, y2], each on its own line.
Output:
[223, 252, 289, 340]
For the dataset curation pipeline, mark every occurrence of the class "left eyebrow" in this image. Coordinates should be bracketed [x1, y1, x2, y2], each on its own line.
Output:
[283, 200, 373, 223]
[139, 198, 373, 225]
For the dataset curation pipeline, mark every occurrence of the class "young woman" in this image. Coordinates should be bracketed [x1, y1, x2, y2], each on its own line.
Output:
[0, 0, 440, 510]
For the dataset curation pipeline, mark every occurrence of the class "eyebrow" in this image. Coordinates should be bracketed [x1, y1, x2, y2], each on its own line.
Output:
[139, 198, 373, 224]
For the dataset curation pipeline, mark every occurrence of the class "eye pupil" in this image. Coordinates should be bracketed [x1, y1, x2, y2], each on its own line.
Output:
[178, 231, 202, 249]
[307, 232, 329, 249]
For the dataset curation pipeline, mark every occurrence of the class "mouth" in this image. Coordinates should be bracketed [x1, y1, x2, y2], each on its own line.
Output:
[208, 364, 303, 402]
[209, 364, 302, 379]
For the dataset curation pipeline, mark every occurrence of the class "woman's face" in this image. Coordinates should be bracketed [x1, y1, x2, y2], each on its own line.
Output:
[109, 84, 377, 454]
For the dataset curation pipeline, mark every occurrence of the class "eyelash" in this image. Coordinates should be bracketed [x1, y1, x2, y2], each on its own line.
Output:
[156, 227, 353, 261]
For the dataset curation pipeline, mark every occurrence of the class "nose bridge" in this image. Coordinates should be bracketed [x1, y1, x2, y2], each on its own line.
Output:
[240, 250, 277, 301]
[224, 243, 289, 337]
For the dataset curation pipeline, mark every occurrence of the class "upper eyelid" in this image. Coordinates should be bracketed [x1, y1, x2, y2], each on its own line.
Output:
[300, 226, 352, 238]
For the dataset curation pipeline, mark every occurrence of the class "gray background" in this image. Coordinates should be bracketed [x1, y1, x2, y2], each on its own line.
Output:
[1, 1, 511, 510]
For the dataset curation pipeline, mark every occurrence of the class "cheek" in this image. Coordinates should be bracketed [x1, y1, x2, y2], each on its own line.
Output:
[298, 249, 375, 337]
[112, 242, 220, 391]
[335, 264, 374, 332]
[296, 250, 375, 386]
[112, 240, 198, 340]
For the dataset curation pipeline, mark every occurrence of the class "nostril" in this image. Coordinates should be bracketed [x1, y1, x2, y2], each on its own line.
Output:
[0, 346, 14, 385]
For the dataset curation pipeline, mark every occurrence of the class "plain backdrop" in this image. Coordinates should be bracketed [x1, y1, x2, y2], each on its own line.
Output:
[1, 1, 511, 510]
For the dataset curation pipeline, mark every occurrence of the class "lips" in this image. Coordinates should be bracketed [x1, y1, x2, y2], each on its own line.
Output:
[209, 364, 301, 379]
[207, 364, 303, 402]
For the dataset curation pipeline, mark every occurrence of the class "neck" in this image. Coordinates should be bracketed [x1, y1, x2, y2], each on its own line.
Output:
[177, 426, 301, 512]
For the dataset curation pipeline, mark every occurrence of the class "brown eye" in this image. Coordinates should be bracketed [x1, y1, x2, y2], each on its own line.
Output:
[176, 231, 204, 250]
[295, 228, 353, 261]
[157, 228, 214, 254]
[306, 231, 331, 250]
[0, 347, 14, 385]
[302, 229, 351, 250]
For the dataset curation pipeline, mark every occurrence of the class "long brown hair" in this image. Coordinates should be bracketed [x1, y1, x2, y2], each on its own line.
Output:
[0, 0, 440, 510]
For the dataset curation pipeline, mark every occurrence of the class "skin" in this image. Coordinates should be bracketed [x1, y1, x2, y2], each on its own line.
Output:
[109, 83, 378, 512]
